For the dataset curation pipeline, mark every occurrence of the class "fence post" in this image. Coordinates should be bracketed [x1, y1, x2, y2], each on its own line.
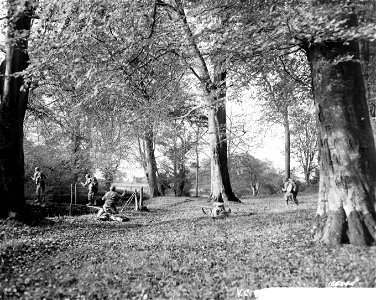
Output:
[140, 187, 143, 208]
[134, 189, 139, 211]
[70, 184, 73, 215]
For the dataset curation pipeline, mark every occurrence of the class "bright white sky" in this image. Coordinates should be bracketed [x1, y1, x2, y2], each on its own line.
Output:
[227, 95, 286, 170]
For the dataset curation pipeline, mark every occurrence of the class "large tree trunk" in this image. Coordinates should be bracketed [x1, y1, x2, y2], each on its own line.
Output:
[307, 11, 376, 246]
[144, 127, 160, 198]
[0, 1, 35, 218]
[209, 63, 240, 203]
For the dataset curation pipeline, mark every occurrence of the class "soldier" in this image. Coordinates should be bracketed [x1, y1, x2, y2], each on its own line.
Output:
[282, 178, 298, 205]
[33, 167, 47, 204]
[97, 185, 126, 219]
[81, 174, 99, 206]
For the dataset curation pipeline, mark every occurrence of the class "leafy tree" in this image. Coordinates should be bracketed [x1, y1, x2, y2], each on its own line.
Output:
[256, 52, 311, 181]
[225, 0, 376, 245]
[28, 0, 191, 198]
[290, 107, 318, 185]
[0, 0, 38, 217]
[91, 112, 132, 187]
[157, 118, 198, 196]
[156, 0, 240, 203]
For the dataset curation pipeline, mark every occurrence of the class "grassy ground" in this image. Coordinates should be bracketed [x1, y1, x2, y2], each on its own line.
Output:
[1, 193, 376, 299]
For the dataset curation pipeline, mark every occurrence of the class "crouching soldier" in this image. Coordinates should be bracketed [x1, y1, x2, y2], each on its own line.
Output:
[97, 185, 126, 219]
[202, 201, 231, 218]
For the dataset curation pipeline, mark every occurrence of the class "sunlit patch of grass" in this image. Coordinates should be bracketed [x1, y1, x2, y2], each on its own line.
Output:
[1, 193, 376, 299]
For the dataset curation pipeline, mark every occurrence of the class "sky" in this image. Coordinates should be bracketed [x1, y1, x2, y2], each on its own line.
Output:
[227, 95, 286, 170]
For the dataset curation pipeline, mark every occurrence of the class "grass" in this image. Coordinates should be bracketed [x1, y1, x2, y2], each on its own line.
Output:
[1, 193, 376, 299]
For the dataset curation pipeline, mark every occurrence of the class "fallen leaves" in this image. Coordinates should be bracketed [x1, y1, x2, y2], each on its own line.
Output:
[1, 194, 376, 299]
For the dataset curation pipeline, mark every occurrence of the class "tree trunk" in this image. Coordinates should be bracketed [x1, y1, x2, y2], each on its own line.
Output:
[137, 137, 147, 171]
[360, 39, 376, 144]
[251, 173, 259, 197]
[304, 167, 310, 185]
[173, 120, 178, 196]
[0, 1, 35, 218]
[209, 63, 240, 203]
[195, 126, 200, 197]
[144, 127, 160, 198]
[72, 120, 82, 183]
[306, 11, 376, 246]
[359, 0, 376, 144]
[283, 108, 291, 179]
[177, 163, 186, 196]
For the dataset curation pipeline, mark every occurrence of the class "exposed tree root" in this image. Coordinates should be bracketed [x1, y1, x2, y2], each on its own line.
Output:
[313, 210, 376, 246]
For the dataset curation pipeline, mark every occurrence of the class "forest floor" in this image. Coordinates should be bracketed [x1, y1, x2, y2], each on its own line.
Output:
[1, 193, 376, 299]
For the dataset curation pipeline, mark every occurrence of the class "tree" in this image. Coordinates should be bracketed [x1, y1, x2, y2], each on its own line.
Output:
[189, 112, 208, 197]
[304, 1, 376, 246]
[127, 57, 191, 197]
[158, 116, 202, 196]
[259, 73, 293, 179]
[28, 0, 189, 198]
[91, 112, 131, 187]
[157, 0, 240, 203]
[0, 0, 37, 217]
[254, 51, 312, 181]
[226, 152, 285, 197]
[290, 107, 318, 185]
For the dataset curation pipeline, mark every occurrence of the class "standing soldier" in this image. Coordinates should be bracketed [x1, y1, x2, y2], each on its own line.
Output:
[81, 174, 99, 206]
[282, 178, 298, 205]
[33, 167, 46, 204]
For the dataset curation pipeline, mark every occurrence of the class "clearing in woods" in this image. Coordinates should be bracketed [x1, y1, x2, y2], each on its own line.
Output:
[1, 194, 376, 299]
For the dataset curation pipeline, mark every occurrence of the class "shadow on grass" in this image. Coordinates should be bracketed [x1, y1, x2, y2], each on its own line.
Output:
[146, 197, 197, 209]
